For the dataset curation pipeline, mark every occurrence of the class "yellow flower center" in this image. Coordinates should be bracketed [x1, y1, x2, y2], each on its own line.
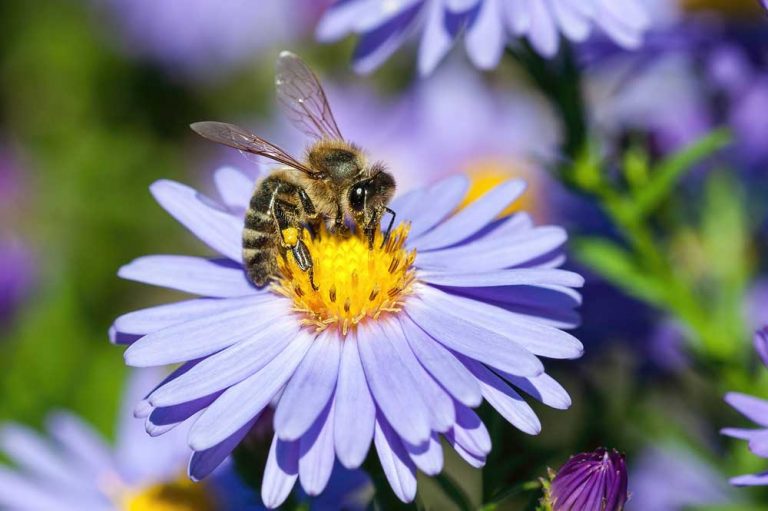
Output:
[120, 477, 214, 511]
[273, 223, 416, 335]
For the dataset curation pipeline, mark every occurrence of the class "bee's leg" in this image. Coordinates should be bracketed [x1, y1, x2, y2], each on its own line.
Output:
[290, 236, 319, 291]
[380, 207, 396, 248]
[272, 199, 319, 290]
[364, 218, 377, 250]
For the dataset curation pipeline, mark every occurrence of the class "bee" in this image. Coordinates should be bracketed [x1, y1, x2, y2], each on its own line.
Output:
[190, 51, 397, 289]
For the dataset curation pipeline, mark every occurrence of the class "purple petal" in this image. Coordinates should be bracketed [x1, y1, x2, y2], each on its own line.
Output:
[380, 317, 456, 433]
[549, 0, 590, 41]
[464, 0, 505, 70]
[189, 416, 259, 481]
[275, 330, 342, 441]
[150, 179, 243, 261]
[408, 175, 469, 240]
[113, 296, 258, 338]
[214, 166, 255, 211]
[357, 321, 432, 446]
[0, 424, 85, 489]
[299, 399, 336, 496]
[124, 296, 289, 367]
[118, 256, 255, 297]
[261, 435, 300, 509]
[352, 3, 423, 74]
[417, 286, 583, 359]
[148, 394, 218, 434]
[731, 471, 768, 486]
[415, 180, 526, 251]
[316, 0, 369, 42]
[400, 315, 482, 407]
[148, 317, 298, 406]
[416, 226, 567, 271]
[390, 188, 426, 225]
[450, 405, 491, 457]
[462, 358, 541, 435]
[405, 434, 443, 476]
[725, 392, 768, 427]
[500, 372, 571, 410]
[46, 412, 113, 474]
[0, 467, 97, 510]
[524, 0, 560, 57]
[334, 332, 375, 469]
[419, 268, 584, 289]
[188, 329, 315, 451]
[406, 289, 544, 377]
[418, 0, 456, 76]
[374, 415, 417, 503]
[749, 430, 768, 457]
[721, 427, 764, 441]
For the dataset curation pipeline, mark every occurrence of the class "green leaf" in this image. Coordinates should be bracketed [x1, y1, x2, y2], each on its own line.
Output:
[633, 128, 731, 218]
[573, 237, 667, 307]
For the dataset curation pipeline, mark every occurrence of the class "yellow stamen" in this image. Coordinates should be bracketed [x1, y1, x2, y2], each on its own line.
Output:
[273, 223, 416, 335]
[120, 476, 214, 511]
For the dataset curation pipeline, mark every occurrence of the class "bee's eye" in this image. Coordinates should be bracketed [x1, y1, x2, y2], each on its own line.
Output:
[349, 185, 366, 211]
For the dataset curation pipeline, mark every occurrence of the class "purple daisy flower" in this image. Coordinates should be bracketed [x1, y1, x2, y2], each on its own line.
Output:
[112, 166, 584, 506]
[0, 370, 260, 510]
[545, 447, 628, 511]
[317, 0, 650, 74]
[722, 327, 768, 486]
[96, 0, 328, 80]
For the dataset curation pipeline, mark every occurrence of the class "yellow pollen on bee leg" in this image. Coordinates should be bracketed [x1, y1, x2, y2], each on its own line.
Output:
[281, 227, 300, 246]
[272, 223, 416, 335]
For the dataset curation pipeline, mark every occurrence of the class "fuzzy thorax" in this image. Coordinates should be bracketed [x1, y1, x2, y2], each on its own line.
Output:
[273, 223, 416, 335]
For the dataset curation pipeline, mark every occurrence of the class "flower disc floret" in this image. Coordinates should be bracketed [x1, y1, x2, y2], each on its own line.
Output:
[273, 224, 415, 334]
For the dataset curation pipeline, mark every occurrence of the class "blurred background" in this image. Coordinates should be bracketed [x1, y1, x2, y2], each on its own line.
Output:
[1, 0, 768, 509]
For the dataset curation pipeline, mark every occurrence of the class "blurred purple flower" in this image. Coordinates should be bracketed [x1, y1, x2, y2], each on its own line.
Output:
[0, 369, 261, 510]
[546, 447, 628, 511]
[112, 168, 584, 507]
[628, 446, 736, 510]
[97, 0, 328, 79]
[317, 0, 650, 75]
[585, 3, 768, 176]
[0, 240, 34, 328]
[722, 327, 768, 486]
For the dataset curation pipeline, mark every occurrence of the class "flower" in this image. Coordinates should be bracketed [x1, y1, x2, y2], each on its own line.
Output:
[96, 0, 328, 80]
[628, 445, 736, 511]
[317, 0, 650, 75]
[584, 1, 768, 177]
[544, 447, 628, 511]
[0, 369, 260, 511]
[112, 167, 584, 507]
[722, 327, 768, 486]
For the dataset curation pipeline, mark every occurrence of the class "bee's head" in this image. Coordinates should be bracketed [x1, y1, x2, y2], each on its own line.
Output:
[348, 163, 395, 224]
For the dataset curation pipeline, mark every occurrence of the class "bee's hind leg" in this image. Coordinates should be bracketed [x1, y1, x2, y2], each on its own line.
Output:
[272, 199, 319, 291]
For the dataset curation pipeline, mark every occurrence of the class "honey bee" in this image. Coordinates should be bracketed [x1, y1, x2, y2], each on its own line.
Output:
[191, 51, 396, 289]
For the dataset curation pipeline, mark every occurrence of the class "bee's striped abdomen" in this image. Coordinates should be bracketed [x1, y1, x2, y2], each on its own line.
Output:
[242, 176, 284, 286]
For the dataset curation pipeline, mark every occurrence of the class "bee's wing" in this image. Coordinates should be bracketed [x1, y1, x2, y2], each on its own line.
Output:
[275, 51, 344, 141]
[190, 121, 318, 176]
